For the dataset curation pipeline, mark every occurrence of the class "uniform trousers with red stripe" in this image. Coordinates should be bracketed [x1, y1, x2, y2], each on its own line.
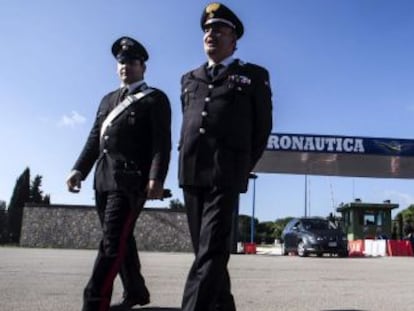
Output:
[82, 191, 147, 311]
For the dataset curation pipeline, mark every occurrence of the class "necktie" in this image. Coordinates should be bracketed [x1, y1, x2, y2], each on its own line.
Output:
[111, 87, 128, 110]
[119, 87, 129, 102]
[211, 64, 224, 78]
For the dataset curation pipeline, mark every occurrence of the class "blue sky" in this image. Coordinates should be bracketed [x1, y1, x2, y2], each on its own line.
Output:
[1, 0, 414, 221]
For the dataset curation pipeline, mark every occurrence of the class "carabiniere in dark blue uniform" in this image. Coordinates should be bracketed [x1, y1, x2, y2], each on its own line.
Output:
[68, 36, 171, 311]
[178, 3, 273, 311]
[179, 57, 272, 311]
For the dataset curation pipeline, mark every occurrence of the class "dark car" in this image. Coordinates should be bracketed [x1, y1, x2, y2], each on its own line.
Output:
[280, 217, 348, 257]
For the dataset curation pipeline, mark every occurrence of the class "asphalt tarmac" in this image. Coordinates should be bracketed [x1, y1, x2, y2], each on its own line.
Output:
[0, 247, 413, 311]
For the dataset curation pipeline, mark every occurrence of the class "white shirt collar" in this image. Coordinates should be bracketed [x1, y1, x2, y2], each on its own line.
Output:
[208, 56, 235, 68]
[121, 79, 145, 93]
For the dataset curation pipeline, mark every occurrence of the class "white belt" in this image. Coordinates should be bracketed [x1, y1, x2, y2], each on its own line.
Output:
[100, 88, 155, 140]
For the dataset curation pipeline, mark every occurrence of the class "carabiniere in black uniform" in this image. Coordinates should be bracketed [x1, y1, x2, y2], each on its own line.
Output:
[178, 4, 273, 311]
[69, 36, 171, 311]
[179, 57, 272, 311]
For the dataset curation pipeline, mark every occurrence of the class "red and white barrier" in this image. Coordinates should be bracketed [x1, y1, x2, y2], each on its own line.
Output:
[348, 240, 365, 257]
[348, 239, 413, 257]
[386, 240, 414, 256]
[364, 240, 387, 256]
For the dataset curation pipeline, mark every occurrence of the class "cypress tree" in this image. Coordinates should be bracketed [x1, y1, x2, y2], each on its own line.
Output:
[29, 175, 51, 204]
[7, 167, 30, 243]
[0, 201, 7, 243]
[29, 175, 44, 203]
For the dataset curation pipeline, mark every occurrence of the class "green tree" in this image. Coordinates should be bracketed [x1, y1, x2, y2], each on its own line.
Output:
[169, 198, 185, 210]
[237, 214, 259, 243]
[29, 175, 50, 204]
[7, 167, 30, 243]
[29, 175, 43, 203]
[394, 205, 414, 239]
[256, 221, 277, 244]
[43, 194, 51, 204]
[0, 200, 7, 243]
[396, 204, 414, 221]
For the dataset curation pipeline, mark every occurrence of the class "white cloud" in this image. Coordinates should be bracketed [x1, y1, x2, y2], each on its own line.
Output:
[58, 111, 86, 128]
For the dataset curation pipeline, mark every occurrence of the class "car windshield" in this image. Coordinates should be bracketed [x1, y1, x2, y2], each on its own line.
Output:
[302, 219, 332, 230]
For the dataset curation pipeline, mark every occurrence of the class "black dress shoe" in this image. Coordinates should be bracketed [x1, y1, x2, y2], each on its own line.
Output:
[110, 295, 150, 310]
[215, 296, 236, 311]
[216, 304, 236, 311]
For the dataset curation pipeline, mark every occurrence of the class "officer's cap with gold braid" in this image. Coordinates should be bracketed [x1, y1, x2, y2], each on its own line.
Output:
[111, 36, 149, 62]
[201, 3, 244, 39]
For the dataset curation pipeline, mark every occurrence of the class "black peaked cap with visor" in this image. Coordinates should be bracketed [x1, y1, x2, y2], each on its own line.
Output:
[200, 2, 244, 39]
[111, 36, 149, 63]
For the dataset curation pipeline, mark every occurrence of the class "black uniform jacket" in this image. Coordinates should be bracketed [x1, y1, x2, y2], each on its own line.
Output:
[178, 59, 272, 193]
[73, 84, 171, 193]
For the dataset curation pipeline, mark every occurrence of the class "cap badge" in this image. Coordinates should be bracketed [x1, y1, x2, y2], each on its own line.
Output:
[120, 38, 133, 50]
[206, 3, 220, 14]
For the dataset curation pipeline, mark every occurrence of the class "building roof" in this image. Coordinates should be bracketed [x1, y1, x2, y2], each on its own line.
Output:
[336, 200, 399, 212]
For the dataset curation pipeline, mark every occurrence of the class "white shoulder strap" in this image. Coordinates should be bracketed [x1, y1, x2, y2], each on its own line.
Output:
[100, 88, 155, 139]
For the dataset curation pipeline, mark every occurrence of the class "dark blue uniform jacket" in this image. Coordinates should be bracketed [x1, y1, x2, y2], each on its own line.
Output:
[178, 59, 272, 193]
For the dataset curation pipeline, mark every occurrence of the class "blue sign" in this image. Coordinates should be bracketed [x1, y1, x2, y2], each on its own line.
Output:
[267, 133, 414, 156]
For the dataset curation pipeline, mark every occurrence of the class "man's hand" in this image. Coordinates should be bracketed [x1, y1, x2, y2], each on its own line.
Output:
[146, 179, 163, 200]
[66, 170, 82, 193]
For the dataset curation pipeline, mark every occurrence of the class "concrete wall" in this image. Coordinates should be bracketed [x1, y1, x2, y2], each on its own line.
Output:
[20, 204, 192, 252]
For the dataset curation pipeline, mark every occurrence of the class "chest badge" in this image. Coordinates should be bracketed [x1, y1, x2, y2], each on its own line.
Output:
[228, 74, 251, 86]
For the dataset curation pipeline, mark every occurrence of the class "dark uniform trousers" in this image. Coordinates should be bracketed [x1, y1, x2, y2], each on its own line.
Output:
[179, 59, 272, 311]
[181, 186, 238, 311]
[82, 190, 148, 311]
